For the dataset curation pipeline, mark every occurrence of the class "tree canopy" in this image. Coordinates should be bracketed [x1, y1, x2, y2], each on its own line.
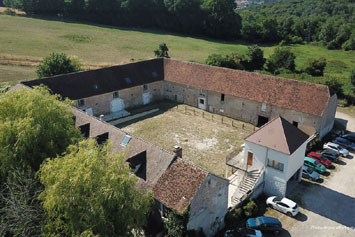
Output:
[0, 86, 81, 181]
[36, 52, 82, 78]
[38, 139, 152, 236]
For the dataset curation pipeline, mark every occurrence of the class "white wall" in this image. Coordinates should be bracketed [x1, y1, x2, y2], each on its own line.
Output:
[286, 141, 307, 180]
[187, 174, 229, 236]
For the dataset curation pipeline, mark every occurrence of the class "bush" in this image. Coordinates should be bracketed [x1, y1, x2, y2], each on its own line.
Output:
[324, 78, 344, 98]
[302, 57, 327, 76]
[205, 53, 245, 70]
[342, 35, 355, 51]
[243, 200, 258, 217]
[266, 46, 296, 74]
[307, 137, 322, 152]
[4, 8, 16, 15]
[164, 208, 189, 237]
[36, 52, 82, 78]
[245, 45, 265, 71]
[154, 43, 170, 58]
[224, 208, 243, 229]
[350, 70, 355, 93]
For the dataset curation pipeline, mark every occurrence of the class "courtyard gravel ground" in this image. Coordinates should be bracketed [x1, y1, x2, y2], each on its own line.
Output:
[264, 112, 355, 237]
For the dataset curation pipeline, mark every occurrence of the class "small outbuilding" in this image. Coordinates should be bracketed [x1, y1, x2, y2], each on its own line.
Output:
[243, 116, 309, 197]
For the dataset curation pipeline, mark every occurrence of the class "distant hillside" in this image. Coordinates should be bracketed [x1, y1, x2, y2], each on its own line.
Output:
[238, 0, 355, 49]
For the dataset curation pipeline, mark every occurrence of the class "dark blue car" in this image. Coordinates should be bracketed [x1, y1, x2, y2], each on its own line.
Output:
[247, 216, 282, 234]
[333, 137, 355, 151]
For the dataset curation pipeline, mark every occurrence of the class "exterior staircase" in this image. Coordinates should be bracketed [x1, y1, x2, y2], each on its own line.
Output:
[231, 168, 263, 207]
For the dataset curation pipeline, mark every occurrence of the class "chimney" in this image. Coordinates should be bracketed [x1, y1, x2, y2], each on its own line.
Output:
[173, 145, 182, 158]
[99, 114, 104, 121]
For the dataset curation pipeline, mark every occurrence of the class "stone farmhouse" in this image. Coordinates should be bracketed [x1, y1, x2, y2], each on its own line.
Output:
[21, 58, 337, 235]
[23, 58, 337, 138]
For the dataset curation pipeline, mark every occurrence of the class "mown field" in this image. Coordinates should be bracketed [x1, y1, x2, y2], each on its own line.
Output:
[1, 14, 354, 94]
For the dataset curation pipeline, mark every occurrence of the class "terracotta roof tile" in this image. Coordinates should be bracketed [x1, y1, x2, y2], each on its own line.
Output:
[164, 59, 330, 116]
[245, 116, 309, 154]
[153, 158, 208, 213]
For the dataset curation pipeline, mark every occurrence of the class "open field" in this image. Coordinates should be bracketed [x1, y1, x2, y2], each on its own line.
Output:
[1, 13, 354, 92]
[117, 102, 254, 176]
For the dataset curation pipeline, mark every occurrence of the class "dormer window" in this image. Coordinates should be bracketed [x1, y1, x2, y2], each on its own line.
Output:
[113, 91, 119, 98]
[143, 84, 148, 91]
[200, 89, 206, 96]
[127, 151, 146, 180]
[77, 99, 85, 107]
[261, 103, 267, 112]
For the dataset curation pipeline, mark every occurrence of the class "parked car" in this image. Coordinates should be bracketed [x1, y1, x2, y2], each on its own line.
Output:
[342, 133, 355, 143]
[316, 149, 339, 162]
[307, 152, 331, 168]
[304, 157, 326, 174]
[333, 137, 355, 151]
[247, 216, 282, 234]
[266, 196, 299, 217]
[302, 165, 320, 181]
[323, 142, 349, 157]
[224, 228, 263, 237]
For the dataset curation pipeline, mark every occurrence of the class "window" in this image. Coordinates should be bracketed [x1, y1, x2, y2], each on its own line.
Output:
[77, 99, 85, 107]
[121, 135, 132, 146]
[293, 121, 298, 127]
[152, 71, 158, 78]
[200, 89, 206, 96]
[113, 91, 119, 98]
[221, 93, 225, 103]
[267, 158, 284, 172]
[124, 77, 132, 84]
[199, 99, 205, 104]
[261, 103, 267, 112]
[143, 84, 148, 91]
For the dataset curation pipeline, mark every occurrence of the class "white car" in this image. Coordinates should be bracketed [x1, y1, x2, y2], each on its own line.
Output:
[323, 142, 349, 157]
[266, 196, 299, 217]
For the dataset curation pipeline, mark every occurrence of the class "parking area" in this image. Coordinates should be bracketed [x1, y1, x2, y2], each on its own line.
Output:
[264, 113, 355, 237]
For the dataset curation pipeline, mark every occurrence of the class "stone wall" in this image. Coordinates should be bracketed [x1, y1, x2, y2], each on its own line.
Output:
[188, 174, 229, 236]
[77, 81, 164, 115]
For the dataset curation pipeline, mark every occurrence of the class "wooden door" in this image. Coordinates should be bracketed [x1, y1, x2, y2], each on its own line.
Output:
[247, 152, 253, 166]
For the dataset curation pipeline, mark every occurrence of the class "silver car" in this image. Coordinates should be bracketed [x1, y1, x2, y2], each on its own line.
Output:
[323, 142, 349, 157]
[302, 165, 320, 181]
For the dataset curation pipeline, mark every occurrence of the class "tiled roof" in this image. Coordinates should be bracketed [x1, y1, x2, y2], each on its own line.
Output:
[73, 107, 175, 190]
[164, 59, 330, 116]
[245, 116, 309, 155]
[153, 158, 208, 213]
[23, 58, 164, 100]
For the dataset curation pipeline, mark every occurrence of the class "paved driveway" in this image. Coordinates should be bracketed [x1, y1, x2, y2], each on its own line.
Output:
[264, 113, 355, 237]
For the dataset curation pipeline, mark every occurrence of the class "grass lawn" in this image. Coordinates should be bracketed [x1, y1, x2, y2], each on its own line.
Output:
[0, 13, 354, 94]
[117, 102, 254, 176]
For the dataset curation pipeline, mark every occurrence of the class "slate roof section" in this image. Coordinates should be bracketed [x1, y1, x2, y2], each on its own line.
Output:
[22, 58, 164, 100]
[72, 107, 175, 190]
[153, 158, 208, 213]
[163, 59, 330, 116]
[245, 116, 309, 155]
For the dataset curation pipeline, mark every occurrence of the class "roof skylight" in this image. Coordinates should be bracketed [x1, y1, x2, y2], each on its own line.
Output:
[121, 135, 132, 146]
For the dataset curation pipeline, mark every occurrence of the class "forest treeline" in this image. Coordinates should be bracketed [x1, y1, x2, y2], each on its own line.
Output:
[3, 0, 355, 49]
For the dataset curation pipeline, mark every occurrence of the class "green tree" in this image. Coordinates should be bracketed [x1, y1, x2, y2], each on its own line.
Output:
[342, 33, 355, 51]
[0, 169, 44, 236]
[154, 42, 170, 58]
[302, 57, 327, 76]
[325, 78, 344, 97]
[36, 52, 82, 78]
[38, 139, 152, 236]
[266, 46, 296, 74]
[245, 45, 265, 71]
[350, 70, 355, 93]
[201, 0, 241, 39]
[164, 207, 190, 237]
[0, 86, 81, 181]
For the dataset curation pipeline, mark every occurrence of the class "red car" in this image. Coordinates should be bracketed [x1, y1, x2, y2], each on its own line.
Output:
[307, 152, 331, 168]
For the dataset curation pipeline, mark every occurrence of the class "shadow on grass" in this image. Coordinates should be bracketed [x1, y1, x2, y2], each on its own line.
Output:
[115, 100, 179, 129]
